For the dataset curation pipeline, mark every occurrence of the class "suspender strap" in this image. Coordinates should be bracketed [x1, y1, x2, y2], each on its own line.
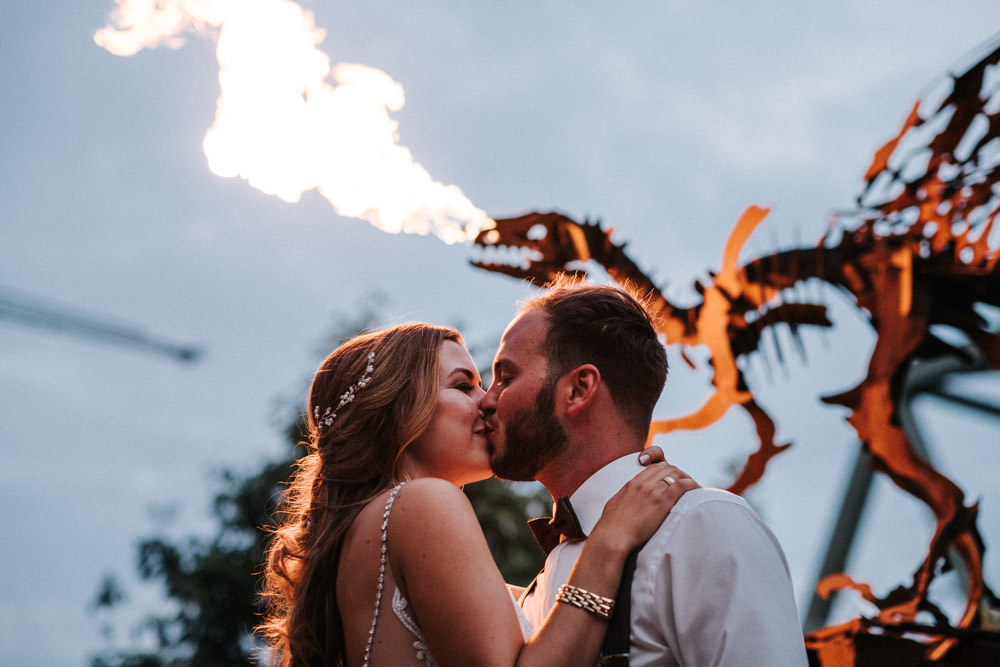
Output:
[599, 550, 636, 665]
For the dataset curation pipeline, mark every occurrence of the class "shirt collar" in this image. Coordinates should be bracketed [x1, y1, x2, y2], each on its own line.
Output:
[567, 453, 642, 536]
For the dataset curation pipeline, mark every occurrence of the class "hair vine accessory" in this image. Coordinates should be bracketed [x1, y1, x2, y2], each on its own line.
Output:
[313, 349, 375, 432]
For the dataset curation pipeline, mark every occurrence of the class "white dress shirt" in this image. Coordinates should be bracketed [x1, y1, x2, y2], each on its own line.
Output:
[521, 454, 808, 666]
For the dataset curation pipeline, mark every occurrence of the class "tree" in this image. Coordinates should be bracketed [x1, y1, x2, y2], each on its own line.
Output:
[91, 454, 300, 667]
[91, 307, 548, 666]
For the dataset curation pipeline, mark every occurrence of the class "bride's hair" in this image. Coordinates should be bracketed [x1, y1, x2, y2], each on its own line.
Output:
[258, 323, 462, 666]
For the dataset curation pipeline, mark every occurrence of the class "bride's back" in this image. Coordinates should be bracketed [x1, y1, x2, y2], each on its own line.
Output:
[338, 486, 434, 667]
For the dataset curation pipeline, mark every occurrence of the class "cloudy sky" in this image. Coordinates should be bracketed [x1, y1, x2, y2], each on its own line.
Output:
[2, 2, 999, 664]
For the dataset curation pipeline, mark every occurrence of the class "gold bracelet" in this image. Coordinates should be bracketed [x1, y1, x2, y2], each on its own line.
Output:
[555, 584, 615, 620]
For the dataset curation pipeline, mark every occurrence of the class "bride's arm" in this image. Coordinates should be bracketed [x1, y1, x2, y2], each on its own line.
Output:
[388, 478, 540, 665]
[503, 445, 667, 603]
[516, 462, 697, 665]
[390, 465, 696, 666]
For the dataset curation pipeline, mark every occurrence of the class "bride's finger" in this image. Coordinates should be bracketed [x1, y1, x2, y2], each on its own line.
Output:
[631, 463, 699, 492]
[658, 466, 700, 492]
[638, 445, 667, 465]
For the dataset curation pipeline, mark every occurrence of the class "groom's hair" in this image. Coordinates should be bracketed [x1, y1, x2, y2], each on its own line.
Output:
[524, 277, 667, 440]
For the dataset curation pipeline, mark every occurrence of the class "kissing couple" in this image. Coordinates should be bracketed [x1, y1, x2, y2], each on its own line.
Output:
[259, 279, 807, 666]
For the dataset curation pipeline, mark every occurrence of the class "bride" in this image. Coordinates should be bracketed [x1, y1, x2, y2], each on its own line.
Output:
[259, 323, 696, 665]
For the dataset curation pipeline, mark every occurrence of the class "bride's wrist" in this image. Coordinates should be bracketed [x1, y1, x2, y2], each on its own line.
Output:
[583, 524, 632, 562]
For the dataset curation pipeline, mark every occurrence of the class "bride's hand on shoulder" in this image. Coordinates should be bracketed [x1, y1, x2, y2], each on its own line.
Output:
[590, 455, 699, 553]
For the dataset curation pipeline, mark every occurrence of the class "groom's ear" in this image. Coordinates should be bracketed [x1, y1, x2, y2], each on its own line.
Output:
[562, 364, 600, 418]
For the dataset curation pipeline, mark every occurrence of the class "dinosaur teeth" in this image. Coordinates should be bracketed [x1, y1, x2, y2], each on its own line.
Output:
[470, 243, 540, 270]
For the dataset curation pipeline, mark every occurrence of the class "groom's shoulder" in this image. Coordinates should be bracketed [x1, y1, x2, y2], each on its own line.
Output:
[667, 487, 759, 523]
[652, 487, 783, 553]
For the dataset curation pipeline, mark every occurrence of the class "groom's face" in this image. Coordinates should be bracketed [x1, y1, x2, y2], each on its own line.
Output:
[482, 310, 570, 481]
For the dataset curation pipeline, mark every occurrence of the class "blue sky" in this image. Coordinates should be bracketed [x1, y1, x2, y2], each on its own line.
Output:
[2, 2, 999, 664]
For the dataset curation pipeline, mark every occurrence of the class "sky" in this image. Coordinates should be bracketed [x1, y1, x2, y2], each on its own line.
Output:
[2, 1, 1000, 664]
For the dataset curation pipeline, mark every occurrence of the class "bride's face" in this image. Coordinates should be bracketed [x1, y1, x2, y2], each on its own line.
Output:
[403, 341, 492, 485]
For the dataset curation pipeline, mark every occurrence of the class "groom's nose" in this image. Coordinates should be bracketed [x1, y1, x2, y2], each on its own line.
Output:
[479, 382, 497, 415]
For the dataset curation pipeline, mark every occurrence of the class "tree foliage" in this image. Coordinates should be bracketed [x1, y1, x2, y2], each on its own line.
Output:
[91, 454, 299, 667]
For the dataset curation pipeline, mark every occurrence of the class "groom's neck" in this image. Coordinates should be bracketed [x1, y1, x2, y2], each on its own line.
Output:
[539, 440, 641, 500]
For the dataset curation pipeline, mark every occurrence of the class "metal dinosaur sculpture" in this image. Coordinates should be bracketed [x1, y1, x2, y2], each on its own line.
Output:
[472, 38, 1000, 664]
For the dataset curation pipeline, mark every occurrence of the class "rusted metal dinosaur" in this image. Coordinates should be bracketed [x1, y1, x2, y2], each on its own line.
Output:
[472, 37, 1000, 664]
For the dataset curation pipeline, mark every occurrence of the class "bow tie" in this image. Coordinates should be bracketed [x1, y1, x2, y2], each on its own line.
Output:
[528, 496, 586, 555]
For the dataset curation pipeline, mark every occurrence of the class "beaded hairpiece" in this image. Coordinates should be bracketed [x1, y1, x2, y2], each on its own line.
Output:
[313, 349, 375, 432]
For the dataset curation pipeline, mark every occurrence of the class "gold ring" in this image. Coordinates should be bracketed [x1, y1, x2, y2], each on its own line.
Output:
[663, 475, 676, 486]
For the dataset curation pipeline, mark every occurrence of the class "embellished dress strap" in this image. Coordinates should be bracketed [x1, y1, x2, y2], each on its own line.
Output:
[361, 482, 405, 667]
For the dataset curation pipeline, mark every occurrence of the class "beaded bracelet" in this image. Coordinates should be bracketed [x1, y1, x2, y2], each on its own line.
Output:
[556, 584, 615, 620]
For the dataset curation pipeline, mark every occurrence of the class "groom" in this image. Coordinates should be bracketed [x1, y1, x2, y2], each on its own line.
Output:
[480, 280, 808, 666]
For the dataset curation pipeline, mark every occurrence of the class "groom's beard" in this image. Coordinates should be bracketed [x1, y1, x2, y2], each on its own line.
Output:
[489, 379, 569, 481]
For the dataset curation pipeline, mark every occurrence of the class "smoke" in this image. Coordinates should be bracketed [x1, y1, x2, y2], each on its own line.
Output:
[95, 0, 491, 243]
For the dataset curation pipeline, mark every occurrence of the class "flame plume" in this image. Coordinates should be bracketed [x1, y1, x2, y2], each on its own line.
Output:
[95, 0, 491, 243]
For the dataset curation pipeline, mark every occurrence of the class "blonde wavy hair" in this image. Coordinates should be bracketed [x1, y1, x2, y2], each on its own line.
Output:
[258, 323, 462, 666]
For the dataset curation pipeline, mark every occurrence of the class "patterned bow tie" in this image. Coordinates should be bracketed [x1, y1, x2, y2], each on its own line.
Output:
[528, 496, 586, 555]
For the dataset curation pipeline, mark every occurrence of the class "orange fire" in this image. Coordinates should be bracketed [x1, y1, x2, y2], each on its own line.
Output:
[95, 0, 492, 244]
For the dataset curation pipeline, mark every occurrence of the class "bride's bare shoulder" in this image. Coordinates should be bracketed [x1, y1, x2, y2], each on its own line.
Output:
[390, 478, 476, 523]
